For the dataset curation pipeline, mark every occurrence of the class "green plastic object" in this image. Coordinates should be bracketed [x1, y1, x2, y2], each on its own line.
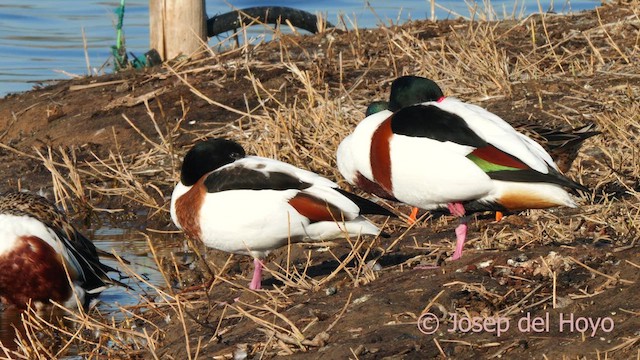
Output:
[111, 0, 153, 70]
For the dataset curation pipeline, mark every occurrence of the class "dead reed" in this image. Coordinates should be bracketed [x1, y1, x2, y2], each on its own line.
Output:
[1, 2, 639, 359]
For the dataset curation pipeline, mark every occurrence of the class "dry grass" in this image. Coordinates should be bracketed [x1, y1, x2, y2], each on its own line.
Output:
[1, 2, 639, 359]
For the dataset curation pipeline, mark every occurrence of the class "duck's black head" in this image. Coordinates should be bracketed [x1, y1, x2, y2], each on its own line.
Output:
[388, 76, 444, 112]
[365, 101, 390, 117]
[180, 138, 246, 186]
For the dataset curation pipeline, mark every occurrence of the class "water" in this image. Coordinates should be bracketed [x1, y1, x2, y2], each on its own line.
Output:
[88, 226, 169, 311]
[0, 0, 600, 98]
[0, 0, 603, 351]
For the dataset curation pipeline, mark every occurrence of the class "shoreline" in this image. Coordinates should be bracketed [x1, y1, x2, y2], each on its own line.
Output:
[0, 3, 638, 358]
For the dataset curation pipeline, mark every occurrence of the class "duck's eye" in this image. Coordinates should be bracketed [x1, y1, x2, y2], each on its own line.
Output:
[229, 152, 243, 160]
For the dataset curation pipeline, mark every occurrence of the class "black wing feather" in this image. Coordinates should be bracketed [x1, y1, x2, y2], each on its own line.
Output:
[204, 165, 312, 193]
[488, 168, 589, 192]
[391, 104, 487, 147]
[335, 189, 396, 217]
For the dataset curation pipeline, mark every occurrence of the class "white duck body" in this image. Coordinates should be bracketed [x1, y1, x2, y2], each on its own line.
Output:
[171, 155, 385, 259]
[387, 131, 493, 207]
[338, 97, 580, 212]
[172, 138, 394, 290]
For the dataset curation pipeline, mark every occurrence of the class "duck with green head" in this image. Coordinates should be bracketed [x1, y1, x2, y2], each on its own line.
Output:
[337, 75, 588, 260]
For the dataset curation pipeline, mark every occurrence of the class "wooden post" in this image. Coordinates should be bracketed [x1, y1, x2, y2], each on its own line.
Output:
[149, 0, 207, 61]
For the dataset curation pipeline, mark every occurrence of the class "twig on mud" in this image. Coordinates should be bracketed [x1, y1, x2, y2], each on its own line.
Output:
[498, 284, 544, 317]
[568, 256, 635, 285]
[421, 289, 445, 315]
[325, 292, 353, 333]
[68, 79, 127, 91]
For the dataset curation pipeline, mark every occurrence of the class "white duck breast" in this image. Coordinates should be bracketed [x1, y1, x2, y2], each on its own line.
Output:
[0, 214, 52, 255]
[337, 110, 392, 183]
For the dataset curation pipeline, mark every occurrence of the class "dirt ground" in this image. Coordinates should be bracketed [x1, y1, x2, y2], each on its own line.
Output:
[0, 2, 638, 359]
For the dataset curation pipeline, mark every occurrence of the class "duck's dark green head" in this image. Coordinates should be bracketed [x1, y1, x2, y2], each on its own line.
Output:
[388, 76, 444, 112]
[365, 101, 390, 117]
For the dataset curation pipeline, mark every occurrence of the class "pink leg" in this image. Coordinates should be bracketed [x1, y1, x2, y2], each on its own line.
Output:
[447, 202, 467, 260]
[249, 258, 263, 290]
[450, 222, 468, 260]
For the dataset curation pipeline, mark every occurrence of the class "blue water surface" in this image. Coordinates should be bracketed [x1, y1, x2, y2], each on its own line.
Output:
[0, 0, 600, 97]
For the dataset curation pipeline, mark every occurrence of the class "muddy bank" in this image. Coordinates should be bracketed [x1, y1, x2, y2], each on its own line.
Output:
[0, 2, 638, 358]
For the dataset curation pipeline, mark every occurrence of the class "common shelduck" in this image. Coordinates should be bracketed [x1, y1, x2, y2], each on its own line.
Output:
[170, 138, 394, 290]
[363, 80, 598, 222]
[337, 75, 588, 260]
[0, 191, 121, 308]
[364, 78, 599, 174]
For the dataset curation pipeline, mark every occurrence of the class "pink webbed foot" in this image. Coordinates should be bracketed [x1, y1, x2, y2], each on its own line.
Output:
[249, 258, 263, 290]
[447, 202, 466, 217]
